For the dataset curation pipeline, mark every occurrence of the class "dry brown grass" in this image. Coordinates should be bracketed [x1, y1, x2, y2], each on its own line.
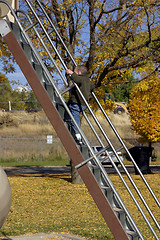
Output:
[81, 110, 140, 149]
[0, 110, 159, 159]
[0, 110, 135, 139]
[0, 111, 56, 138]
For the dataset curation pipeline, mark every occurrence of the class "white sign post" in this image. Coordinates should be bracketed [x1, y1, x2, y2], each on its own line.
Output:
[47, 135, 53, 144]
[47, 135, 53, 154]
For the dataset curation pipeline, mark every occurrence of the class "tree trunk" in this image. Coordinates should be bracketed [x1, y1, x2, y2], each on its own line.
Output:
[71, 160, 84, 184]
[148, 142, 152, 162]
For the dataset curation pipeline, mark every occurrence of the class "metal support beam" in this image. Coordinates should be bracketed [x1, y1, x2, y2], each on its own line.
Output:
[1, 21, 130, 240]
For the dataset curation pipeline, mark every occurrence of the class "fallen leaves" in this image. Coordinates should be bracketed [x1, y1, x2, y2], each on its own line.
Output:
[0, 173, 159, 239]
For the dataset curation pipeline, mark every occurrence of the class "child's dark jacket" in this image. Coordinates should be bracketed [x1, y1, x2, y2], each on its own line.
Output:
[69, 72, 95, 105]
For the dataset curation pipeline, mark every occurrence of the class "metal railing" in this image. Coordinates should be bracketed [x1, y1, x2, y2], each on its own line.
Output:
[0, 0, 160, 238]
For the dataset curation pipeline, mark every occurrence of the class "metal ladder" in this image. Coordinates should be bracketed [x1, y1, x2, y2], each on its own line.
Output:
[0, 1, 159, 239]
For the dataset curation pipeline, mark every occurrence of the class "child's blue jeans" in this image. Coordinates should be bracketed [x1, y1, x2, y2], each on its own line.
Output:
[69, 104, 86, 134]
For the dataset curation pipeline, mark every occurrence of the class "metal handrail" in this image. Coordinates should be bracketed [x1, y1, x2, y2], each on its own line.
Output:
[24, 0, 68, 71]
[92, 91, 160, 208]
[36, 0, 77, 67]
[1, 0, 159, 238]
[15, 10, 68, 86]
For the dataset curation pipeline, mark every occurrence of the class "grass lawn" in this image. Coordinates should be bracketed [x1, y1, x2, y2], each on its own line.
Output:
[0, 155, 159, 168]
[0, 172, 159, 240]
[0, 156, 69, 167]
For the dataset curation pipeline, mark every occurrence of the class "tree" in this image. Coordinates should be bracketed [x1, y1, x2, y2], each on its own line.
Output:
[129, 74, 160, 147]
[110, 75, 136, 103]
[87, 0, 160, 86]
[0, 74, 27, 111]
[0, 73, 40, 111]
[0, 39, 16, 74]
[11, 90, 27, 110]
[1, 1, 160, 95]
[3, 0, 159, 85]
[46, 0, 160, 80]
[18, 0, 160, 182]
[1, 0, 160, 182]
[0, 73, 12, 110]
[25, 91, 42, 111]
[14, 0, 160, 109]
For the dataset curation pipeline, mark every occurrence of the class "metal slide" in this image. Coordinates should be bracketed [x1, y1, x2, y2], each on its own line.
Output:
[0, 1, 159, 239]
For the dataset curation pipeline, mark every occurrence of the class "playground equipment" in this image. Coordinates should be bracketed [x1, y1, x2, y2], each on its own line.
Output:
[0, 0, 12, 228]
[0, 0, 12, 18]
[0, 0, 18, 22]
[0, 166, 11, 229]
[0, 1, 159, 239]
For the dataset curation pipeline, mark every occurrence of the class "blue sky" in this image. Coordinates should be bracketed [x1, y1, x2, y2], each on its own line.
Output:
[1, 63, 29, 90]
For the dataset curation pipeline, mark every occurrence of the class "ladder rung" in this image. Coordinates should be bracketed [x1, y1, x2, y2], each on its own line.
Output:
[60, 85, 74, 95]
[113, 207, 127, 228]
[21, 42, 32, 63]
[113, 207, 124, 214]
[32, 62, 44, 83]
[101, 185, 111, 191]
[24, 22, 39, 32]
[10, 22, 23, 43]
[41, 29, 54, 39]
[4, 2, 154, 237]
[126, 230, 139, 240]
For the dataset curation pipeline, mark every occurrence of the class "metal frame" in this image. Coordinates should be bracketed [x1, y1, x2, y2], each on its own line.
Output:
[0, 20, 130, 240]
[0, 0, 160, 239]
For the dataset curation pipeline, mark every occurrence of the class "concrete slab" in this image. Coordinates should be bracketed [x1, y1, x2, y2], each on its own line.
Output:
[0, 232, 86, 240]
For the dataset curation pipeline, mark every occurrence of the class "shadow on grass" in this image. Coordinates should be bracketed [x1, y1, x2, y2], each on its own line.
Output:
[60, 176, 72, 183]
[4, 165, 71, 175]
[4, 165, 73, 183]
[0, 230, 12, 240]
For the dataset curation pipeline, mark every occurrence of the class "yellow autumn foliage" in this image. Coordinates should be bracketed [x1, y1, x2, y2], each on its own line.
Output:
[129, 74, 160, 142]
[0, 174, 159, 239]
[89, 86, 115, 112]
[0, 73, 7, 83]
